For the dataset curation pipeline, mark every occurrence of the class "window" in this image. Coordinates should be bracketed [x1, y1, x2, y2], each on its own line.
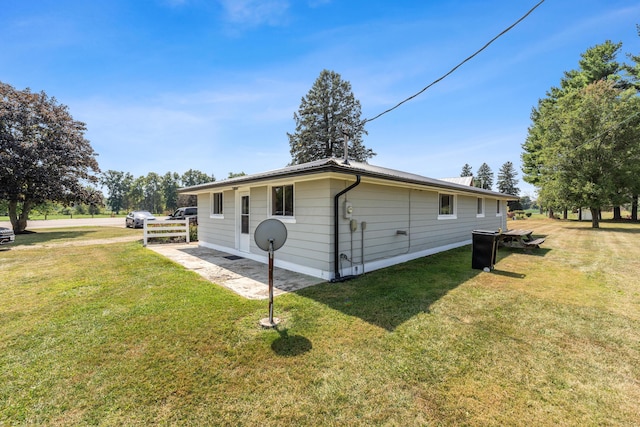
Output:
[477, 197, 485, 217]
[272, 184, 294, 216]
[211, 192, 223, 216]
[438, 193, 456, 219]
[496, 200, 502, 216]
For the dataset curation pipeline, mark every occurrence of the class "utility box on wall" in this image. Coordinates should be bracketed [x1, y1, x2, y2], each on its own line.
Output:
[343, 201, 353, 219]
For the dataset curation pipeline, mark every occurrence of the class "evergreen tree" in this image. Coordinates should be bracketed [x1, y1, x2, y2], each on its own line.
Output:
[497, 161, 521, 211]
[287, 70, 374, 164]
[475, 163, 493, 190]
[460, 164, 473, 177]
[496, 161, 520, 195]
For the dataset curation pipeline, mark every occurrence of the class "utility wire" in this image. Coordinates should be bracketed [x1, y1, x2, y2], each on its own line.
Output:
[363, 0, 546, 125]
[573, 109, 640, 148]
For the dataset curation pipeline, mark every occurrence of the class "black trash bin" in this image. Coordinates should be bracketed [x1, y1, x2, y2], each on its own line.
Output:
[472, 230, 499, 270]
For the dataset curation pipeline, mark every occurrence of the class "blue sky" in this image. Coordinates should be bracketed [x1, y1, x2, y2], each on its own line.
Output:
[2, 0, 639, 197]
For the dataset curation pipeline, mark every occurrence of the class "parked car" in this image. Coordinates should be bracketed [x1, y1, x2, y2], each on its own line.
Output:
[0, 227, 15, 246]
[168, 207, 197, 224]
[125, 211, 156, 228]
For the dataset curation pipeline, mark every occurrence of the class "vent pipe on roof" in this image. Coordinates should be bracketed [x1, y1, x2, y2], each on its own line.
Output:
[342, 124, 350, 165]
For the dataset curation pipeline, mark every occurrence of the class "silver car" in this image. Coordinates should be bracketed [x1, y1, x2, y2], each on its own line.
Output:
[0, 227, 15, 246]
[125, 211, 156, 228]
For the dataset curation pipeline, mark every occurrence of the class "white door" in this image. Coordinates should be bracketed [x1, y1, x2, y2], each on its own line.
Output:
[238, 192, 250, 252]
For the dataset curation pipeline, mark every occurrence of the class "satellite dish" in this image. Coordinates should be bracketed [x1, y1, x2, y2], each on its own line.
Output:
[254, 218, 287, 252]
[254, 219, 288, 328]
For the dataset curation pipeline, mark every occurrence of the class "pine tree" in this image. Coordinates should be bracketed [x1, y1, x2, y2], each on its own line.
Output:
[496, 161, 520, 196]
[287, 70, 374, 164]
[475, 163, 493, 190]
[460, 164, 473, 177]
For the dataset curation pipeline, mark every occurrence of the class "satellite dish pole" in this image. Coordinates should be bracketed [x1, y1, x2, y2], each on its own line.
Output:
[254, 219, 288, 328]
[267, 238, 275, 325]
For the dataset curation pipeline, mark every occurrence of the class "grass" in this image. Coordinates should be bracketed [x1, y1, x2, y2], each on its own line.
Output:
[6, 227, 141, 247]
[1, 219, 639, 425]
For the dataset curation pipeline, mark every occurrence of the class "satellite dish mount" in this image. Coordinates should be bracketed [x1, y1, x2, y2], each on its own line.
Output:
[254, 219, 288, 328]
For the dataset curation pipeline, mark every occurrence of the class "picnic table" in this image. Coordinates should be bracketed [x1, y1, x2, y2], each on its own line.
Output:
[499, 229, 545, 249]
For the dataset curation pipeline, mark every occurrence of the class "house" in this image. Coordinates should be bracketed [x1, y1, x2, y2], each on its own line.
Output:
[179, 158, 517, 281]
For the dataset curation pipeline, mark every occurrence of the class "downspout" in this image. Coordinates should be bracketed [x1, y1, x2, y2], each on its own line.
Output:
[333, 174, 361, 282]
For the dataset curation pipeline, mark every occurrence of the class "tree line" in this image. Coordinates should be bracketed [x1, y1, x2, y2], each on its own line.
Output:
[522, 36, 640, 228]
[99, 169, 218, 215]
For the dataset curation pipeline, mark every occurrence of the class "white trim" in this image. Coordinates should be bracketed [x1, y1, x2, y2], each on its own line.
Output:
[237, 191, 250, 252]
[199, 239, 470, 281]
[476, 197, 485, 218]
[437, 192, 457, 220]
[198, 241, 331, 280]
[269, 183, 296, 221]
[361, 240, 470, 276]
[210, 191, 224, 217]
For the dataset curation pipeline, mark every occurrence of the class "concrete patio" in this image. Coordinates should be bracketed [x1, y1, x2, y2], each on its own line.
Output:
[146, 243, 326, 300]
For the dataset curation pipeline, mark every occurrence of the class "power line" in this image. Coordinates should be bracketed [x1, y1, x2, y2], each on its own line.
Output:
[363, 0, 546, 125]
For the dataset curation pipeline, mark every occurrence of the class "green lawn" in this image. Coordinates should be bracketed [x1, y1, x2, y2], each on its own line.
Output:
[1, 220, 639, 426]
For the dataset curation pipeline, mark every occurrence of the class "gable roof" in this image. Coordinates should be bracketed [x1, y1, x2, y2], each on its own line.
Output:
[180, 158, 518, 199]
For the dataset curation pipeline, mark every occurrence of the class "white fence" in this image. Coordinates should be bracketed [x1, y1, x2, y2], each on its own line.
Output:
[143, 219, 190, 246]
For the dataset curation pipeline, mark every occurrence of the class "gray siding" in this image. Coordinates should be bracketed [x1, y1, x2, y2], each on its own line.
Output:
[194, 176, 509, 280]
[197, 190, 236, 248]
[273, 180, 333, 274]
[334, 182, 508, 271]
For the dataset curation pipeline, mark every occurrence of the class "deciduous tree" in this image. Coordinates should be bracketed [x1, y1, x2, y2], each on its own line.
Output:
[101, 170, 132, 214]
[522, 40, 640, 227]
[0, 82, 100, 232]
[180, 169, 214, 207]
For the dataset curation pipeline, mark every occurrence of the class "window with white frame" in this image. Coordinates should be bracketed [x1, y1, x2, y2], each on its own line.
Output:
[272, 184, 294, 217]
[477, 197, 485, 217]
[211, 192, 223, 216]
[496, 199, 502, 216]
[438, 193, 456, 219]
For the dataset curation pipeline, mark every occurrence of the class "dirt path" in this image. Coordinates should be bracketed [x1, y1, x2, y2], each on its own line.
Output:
[5, 235, 142, 251]
[0, 218, 125, 229]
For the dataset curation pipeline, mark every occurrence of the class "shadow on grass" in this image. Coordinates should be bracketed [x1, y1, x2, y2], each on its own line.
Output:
[499, 247, 552, 257]
[271, 328, 313, 356]
[13, 230, 100, 246]
[491, 269, 526, 279]
[295, 246, 482, 331]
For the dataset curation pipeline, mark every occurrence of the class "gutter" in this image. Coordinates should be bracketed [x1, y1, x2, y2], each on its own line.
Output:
[332, 174, 361, 282]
